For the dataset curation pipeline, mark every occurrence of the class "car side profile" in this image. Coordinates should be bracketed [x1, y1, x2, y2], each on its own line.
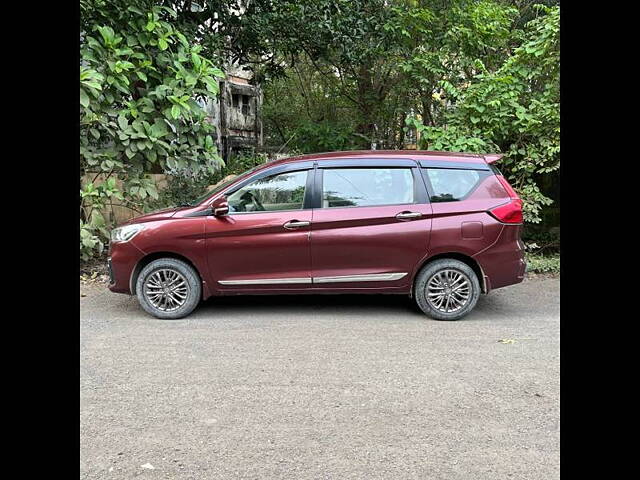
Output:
[108, 150, 525, 320]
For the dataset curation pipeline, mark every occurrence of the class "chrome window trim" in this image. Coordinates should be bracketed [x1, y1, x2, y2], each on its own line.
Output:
[315, 201, 417, 211]
[226, 207, 308, 216]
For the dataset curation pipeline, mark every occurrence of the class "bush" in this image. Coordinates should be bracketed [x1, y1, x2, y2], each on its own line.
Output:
[405, 5, 559, 224]
[292, 121, 360, 153]
[149, 153, 268, 209]
[80, 2, 225, 261]
[522, 227, 560, 254]
[525, 253, 560, 274]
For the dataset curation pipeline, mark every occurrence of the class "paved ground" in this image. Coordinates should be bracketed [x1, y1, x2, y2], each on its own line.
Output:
[80, 276, 559, 480]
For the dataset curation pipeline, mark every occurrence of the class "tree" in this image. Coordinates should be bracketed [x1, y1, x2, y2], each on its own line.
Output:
[242, 0, 404, 146]
[388, 0, 519, 127]
[256, 0, 526, 150]
[80, 0, 225, 260]
[408, 4, 559, 223]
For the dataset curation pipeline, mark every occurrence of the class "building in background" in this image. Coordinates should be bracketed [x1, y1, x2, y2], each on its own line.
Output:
[204, 64, 263, 162]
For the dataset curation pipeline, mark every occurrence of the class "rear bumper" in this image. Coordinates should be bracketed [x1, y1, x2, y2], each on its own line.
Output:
[475, 225, 525, 292]
[107, 241, 145, 294]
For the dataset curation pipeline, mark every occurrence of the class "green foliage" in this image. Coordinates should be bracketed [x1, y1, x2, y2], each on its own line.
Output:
[405, 120, 498, 154]
[249, 0, 407, 143]
[150, 153, 268, 210]
[293, 122, 359, 153]
[225, 152, 270, 175]
[405, 4, 559, 224]
[261, 61, 367, 151]
[259, 0, 538, 150]
[80, 177, 124, 260]
[151, 170, 219, 210]
[452, 5, 559, 223]
[80, 1, 225, 260]
[81, 220, 103, 262]
[525, 253, 560, 274]
[388, 0, 518, 125]
[522, 224, 560, 254]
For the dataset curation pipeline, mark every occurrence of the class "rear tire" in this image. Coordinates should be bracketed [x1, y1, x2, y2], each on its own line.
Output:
[414, 259, 480, 321]
[135, 258, 201, 319]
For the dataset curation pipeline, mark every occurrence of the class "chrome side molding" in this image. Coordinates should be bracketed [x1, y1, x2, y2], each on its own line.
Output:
[218, 277, 312, 285]
[218, 272, 408, 286]
[312, 272, 407, 284]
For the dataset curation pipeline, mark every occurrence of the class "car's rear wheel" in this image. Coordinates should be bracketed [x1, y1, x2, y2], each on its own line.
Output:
[414, 259, 480, 321]
[135, 258, 201, 319]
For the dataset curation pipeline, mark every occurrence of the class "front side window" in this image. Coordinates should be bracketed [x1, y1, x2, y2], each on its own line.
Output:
[227, 170, 308, 213]
[322, 168, 415, 208]
[424, 168, 481, 202]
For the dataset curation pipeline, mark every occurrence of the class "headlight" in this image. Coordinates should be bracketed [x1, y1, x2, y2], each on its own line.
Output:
[110, 224, 144, 243]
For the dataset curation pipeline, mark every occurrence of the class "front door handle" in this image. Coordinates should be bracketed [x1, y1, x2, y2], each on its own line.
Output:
[396, 211, 422, 220]
[283, 220, 311, 230]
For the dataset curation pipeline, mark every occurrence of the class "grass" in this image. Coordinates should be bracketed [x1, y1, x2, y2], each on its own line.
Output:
[525, 252, 560, 275]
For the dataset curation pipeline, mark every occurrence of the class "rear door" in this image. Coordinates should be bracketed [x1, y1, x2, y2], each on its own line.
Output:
[310, 159, 432, 290]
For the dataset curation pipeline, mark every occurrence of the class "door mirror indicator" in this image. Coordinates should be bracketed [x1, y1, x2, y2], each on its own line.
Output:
[211, 196, 229, 216]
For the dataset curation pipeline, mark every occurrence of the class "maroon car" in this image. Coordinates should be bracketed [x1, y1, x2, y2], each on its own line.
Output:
[108, 150, 525, 320]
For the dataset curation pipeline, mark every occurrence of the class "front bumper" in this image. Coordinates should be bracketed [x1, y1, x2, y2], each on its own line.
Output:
[107, 240, 145, 294]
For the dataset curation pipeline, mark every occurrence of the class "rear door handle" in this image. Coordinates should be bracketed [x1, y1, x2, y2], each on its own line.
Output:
[283, 220, 311, 230]
[396, 211, 422, 220]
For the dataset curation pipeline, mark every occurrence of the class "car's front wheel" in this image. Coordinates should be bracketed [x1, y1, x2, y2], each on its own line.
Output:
[414, 259, 480, 321]
[135, 258, 201, 319]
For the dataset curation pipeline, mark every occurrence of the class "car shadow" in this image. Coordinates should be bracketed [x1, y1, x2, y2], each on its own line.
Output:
[193, 289, 545, 322]
[199, 293, 422, 316]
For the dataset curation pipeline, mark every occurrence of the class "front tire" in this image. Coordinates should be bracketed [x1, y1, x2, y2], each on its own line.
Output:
[135, 258, 201, 319]
[414, 259, 480, 321]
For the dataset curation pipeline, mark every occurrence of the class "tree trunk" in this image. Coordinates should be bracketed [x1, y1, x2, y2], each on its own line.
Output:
[355, 65, 378, 148]
[421, 97, 435, 127]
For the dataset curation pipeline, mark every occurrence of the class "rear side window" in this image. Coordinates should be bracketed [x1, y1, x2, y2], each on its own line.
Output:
[489, 164, 503, 176]
[322, 168, 414, 208]
[423, 168, 482, 202]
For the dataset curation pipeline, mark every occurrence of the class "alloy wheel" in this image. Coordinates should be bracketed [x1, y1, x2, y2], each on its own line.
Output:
[143, 268, 190, 312]
[426, 269, 471, 313]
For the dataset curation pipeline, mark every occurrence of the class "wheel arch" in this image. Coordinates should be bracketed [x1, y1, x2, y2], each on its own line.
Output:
[130, 251, 205, 296]
[411, 252, 487, 295]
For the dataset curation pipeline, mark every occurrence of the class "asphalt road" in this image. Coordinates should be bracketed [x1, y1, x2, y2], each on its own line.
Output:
[80, 276, 559, 480]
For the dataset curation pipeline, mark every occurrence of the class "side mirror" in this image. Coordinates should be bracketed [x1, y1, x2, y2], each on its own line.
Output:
[211, 196, 229, 217]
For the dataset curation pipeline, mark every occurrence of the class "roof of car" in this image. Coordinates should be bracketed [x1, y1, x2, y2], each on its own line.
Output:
[268, 150, 490, 166]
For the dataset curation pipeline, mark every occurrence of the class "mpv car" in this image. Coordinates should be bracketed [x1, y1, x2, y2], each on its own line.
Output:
[108, 150, 525, 320]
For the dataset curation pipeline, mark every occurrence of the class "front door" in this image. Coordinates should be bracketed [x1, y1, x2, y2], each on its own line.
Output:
[311, 165, 432, 290]
[205, 167, 314, 290]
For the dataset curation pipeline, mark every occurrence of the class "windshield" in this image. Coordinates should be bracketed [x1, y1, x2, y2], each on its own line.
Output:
[188, 164, 265, 206]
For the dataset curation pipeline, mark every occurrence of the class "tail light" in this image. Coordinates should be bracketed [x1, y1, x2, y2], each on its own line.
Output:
[489, 199, 523, 224]
[489, 175, 523, 224]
